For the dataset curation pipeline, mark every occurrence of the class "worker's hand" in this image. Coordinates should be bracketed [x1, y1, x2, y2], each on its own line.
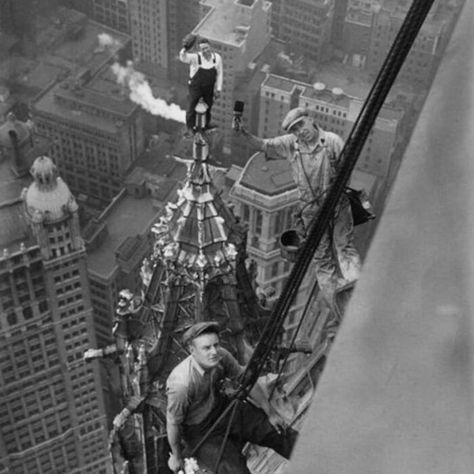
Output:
[182, 34, 196, 50]
[234, 125, 247, 135]
[168, 452, 184, 473]
[267, 411, 288, 435]
[214, 90, 221, 100]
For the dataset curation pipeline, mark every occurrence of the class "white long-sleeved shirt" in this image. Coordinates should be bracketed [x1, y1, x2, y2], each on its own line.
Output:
[179, 48, 223, 92]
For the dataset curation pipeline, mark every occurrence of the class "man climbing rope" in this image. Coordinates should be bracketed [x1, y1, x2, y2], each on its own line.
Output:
[236, 107, 361, 302]
[179, 35, 223, 135]
[166, 322, 297, 473]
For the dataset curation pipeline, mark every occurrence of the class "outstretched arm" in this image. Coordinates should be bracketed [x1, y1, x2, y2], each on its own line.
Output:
[239, 127, 265, 151]
[238, 128, 293, 161]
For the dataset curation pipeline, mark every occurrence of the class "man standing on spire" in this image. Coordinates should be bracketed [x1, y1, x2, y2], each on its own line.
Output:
[179, 35, 223, 135]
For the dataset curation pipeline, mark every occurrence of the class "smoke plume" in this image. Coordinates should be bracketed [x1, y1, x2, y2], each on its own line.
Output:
[111, 61, 185, 123]
[97, 32, 123, 52]
[98, 33, 186, 123]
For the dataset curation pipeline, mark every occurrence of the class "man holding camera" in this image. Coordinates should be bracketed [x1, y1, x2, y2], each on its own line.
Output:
[236, 107, 361, 301]
[179, 35, 223, 134]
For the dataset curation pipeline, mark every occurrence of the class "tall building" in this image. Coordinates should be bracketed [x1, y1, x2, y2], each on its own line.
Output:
[367, 0, 450, 86]
[271, 0, 335, 62]
[0, 131, 110, 472]
[32, 55, 145, 209]
[92, 0, 130, 33]
[332, 0, 348, 48]
[258, 74, 307, 138]
[193, 0, 272, 155]
[342, 1, 374, 64]
[229, 151, 298, 296]
[166, 0, 202, 83]
[0, 0, 14, 34]
[129, 0, 169, 70]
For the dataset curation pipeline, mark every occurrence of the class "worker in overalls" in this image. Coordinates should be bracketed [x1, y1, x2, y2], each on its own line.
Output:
[179, 35, 223, 135]
[236, 107, 361, 303]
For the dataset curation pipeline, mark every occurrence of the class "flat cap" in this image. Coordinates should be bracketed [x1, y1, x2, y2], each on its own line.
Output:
[282, 107, 309, 132]
[182, 321, 220, 345]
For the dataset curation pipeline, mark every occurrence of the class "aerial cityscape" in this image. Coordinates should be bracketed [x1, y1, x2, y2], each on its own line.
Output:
[0, 0, 467, 473]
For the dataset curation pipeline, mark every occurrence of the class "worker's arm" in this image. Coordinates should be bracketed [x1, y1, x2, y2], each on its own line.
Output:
[215, 54, 223, 93]
[179, 48, 196, 64]
[239, 127, 265, 151]
[238, 128, 294, 161]
[166, 378, 188, 471]
[167, 421, 184, 472]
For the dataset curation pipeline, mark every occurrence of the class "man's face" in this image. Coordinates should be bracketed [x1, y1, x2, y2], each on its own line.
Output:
[190, 333, 221, 369]
[289, 117, 318, 143]
[199, 42, 212, 60]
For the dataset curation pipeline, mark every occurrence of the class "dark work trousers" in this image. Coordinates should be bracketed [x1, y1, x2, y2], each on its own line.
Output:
[186, 66, 217, 130]
[183, 399, 298, 474]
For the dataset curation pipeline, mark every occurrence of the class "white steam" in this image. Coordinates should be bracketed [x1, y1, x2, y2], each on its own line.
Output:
[111, 62, 185, 123]
[97, 32, 123, 52]
[98, 33, 185, 123]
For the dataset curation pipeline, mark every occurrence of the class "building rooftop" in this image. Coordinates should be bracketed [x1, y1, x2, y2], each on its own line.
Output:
[301, 86, 352, 108]
[262, 74, 306, 93]
[238, 151, 296, 196]
[195, 0, 259, 46]
[86, 193, 160, 278]
[33, 65, 138, 134]
[308, 61, 418, 104]
[346, 8, 373, 25]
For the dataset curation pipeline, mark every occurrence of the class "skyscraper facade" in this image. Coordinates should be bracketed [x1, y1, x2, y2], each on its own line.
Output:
[129, 0, 169, 69]
[32, 60, 145, 209]
[92, 0, 130, 33]
[0, 133, 110, 472]
[270, 0, 335, 62]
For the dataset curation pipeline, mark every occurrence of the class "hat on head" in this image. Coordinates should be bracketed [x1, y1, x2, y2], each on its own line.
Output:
[182, 321, 220, 346]
[282, 107, 309, 132]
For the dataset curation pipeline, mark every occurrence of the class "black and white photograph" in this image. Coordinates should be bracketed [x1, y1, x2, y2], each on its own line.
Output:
[0, 0, 471, 473]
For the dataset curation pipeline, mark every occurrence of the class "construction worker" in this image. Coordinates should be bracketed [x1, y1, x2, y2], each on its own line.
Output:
[166, 321, 297, 473]
[179, 35, 223, 134]
[237, 107, 361, 301]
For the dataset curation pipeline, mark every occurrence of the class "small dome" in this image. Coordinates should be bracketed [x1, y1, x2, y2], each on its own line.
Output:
[24, 156, 77, 222]
[0, 113, 31, 148]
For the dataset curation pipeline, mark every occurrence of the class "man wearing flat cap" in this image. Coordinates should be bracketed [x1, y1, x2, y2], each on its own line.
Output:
[166, 321, 297, 473]
[237, 107, 361, 300]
